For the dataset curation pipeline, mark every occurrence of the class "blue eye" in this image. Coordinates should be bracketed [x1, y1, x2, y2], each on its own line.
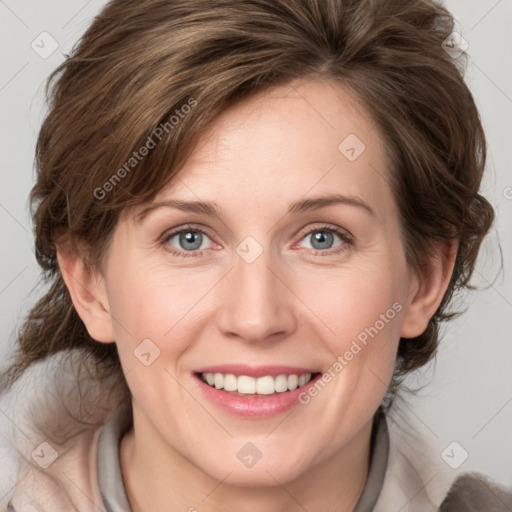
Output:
[298, 226, 352, 255]
[303, 230, 337, 250]
[161, 224, 352, 258]
[163, 226, 213, 256]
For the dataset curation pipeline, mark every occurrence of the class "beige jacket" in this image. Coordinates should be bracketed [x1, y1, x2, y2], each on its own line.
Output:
[0, 348, 510, 511]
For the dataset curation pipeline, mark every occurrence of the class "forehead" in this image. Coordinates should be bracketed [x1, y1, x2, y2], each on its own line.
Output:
[134, 79, 394, 223]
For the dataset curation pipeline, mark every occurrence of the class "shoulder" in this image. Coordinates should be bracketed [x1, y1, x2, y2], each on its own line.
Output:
[439, 472, 512, 511]
[374, 400, 512, 512]
[0, 348, 130, 511]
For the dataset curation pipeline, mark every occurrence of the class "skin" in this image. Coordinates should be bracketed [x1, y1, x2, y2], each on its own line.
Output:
[58, 78, 457, 511]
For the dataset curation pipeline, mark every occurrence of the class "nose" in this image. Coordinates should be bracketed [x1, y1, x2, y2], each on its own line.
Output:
[216, 251, 297, 345]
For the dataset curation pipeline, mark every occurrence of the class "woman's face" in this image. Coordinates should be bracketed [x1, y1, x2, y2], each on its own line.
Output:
[100, 79, 417, 485]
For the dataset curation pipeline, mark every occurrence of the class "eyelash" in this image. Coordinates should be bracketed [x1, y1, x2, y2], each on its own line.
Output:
[160, 223, 353, 258]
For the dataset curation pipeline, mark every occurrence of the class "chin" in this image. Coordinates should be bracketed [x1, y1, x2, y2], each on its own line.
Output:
[196, 450, 312, 488]
[221, 465, 305, 488]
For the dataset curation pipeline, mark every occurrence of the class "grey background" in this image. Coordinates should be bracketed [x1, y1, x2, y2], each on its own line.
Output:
[1, 0, 511, 487]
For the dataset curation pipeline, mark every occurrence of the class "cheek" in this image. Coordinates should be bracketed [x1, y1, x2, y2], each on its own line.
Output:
[298, 261, 405, 352]
[293, 258, 406, 416]
[106, 263, 219, 356]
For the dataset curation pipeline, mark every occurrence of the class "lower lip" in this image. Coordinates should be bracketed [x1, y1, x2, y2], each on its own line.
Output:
[194, 374, 320, 418]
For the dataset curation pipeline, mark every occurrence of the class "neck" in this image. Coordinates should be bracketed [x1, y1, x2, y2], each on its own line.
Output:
[120, 407, 373, 512]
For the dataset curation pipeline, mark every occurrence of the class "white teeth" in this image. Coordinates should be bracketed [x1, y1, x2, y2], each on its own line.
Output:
[275, 374, 288, 393]
[287, 374, 299, 390]
[299, 374, 311, 387]
[214, 373, 224, 389]
[223, 374, 237, 391]
[256, 376, 275, 395]
[201, 372, 314, 395]
[238, 375, 256, 394]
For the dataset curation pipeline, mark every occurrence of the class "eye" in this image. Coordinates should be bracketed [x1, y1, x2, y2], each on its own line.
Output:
[161, 223, 352, 258]
[162, 225, 214, 256]
[297, 225, 352, 255]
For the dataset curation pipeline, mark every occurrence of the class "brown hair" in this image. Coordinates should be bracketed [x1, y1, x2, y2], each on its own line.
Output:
[2, 0, 494, 396]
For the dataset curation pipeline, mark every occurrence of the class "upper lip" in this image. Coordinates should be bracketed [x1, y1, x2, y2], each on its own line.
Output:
[194, 364, 319, 378]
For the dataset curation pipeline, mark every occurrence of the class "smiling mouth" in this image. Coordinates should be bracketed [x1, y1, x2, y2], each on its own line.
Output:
[197, 372, 321, 396]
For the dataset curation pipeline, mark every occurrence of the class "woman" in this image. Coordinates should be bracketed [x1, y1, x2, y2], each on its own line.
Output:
[1, 0, 510, 510]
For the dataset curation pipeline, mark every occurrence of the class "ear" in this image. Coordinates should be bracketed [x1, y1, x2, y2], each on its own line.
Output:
[56, 236, 115, 343]
[400, 239, 458, 338]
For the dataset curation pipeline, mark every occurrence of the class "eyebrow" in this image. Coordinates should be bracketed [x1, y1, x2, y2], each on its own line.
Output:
[135, 193, 376, 222]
